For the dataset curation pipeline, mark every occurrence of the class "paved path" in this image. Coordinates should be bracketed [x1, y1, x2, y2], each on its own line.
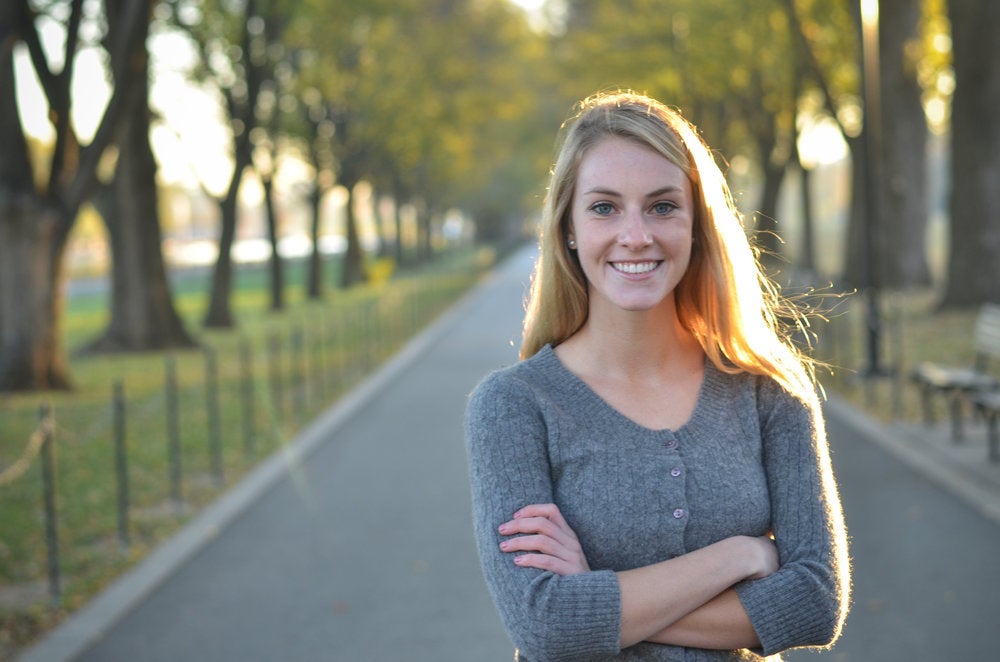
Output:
[21, 244, 1000, 661]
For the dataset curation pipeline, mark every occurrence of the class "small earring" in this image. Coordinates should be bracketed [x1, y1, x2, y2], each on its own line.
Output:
[567, 238, 577, 249]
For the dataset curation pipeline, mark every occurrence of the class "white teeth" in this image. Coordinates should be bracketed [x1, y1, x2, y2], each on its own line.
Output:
[612, 261, 658, 274]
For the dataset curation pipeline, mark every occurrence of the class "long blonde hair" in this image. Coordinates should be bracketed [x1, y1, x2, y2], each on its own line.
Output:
[521, 91, 818, 403]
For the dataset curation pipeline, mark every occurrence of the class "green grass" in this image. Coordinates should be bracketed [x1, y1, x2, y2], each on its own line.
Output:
[0, 246, 498, 656]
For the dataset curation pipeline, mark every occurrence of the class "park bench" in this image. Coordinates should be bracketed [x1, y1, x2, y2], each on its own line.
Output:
[970, 390, 1000, 462]
[910, 303, 1000, 443]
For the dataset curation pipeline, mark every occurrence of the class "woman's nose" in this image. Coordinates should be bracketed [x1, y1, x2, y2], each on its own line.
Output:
[618, 209, 652, 248]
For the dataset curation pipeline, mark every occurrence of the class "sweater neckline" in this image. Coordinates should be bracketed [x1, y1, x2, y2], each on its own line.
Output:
[534, 344, 725, 437]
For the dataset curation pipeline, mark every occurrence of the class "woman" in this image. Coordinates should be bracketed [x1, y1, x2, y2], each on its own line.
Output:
[465, 91, 850, 661]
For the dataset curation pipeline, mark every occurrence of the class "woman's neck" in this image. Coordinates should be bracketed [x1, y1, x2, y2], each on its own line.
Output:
[558, 299, 703, 384]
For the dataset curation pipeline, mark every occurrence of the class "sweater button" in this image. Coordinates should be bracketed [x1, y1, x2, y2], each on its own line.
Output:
[664, 438, 678, 450]
[673, 508, 685, 519]
[670, 466, 683, 477]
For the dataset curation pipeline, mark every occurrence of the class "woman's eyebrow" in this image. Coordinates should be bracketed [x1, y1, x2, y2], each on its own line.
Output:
[581, 187, 622, 197]
[646, 186, 683, 198]
[581, 185, 682, 198]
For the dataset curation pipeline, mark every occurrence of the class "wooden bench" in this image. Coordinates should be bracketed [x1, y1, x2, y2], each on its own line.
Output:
[910, 303, 1000, 442]
[970, 390, 1000, 462]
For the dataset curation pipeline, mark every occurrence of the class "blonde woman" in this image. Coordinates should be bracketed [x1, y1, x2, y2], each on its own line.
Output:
[465, 92, 850, 661]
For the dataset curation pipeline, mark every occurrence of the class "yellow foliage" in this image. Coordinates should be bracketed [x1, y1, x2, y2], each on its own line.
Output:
[367, 256, 396, 286]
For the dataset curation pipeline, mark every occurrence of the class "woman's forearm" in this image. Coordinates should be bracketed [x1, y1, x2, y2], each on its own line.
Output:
[617, 536, 773, 648]
[645, 588, 760, 650]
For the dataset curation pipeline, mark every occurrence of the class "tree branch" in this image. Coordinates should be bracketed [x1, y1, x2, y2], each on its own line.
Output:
[777, 0, 850, 139]
[64, 0, 151, 213]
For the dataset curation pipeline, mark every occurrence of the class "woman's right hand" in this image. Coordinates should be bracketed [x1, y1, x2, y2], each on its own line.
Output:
[498, 503, 591, 576]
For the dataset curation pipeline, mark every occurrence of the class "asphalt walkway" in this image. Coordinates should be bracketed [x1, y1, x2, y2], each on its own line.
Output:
[20, 244, 1000, 661]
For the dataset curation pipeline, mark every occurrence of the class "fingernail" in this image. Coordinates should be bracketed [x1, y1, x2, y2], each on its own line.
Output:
[499, 540, 510, 550]
[498, 523, 510, 534]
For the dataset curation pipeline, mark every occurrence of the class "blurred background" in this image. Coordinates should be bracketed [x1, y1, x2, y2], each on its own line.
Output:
[1, 0, 998, 658]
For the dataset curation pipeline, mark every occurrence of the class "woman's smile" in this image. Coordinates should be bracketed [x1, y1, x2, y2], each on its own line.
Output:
[611, 260, 662, 275]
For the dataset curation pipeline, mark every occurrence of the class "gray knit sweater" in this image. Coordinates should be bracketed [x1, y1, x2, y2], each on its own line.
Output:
[464, 345, 847, 661]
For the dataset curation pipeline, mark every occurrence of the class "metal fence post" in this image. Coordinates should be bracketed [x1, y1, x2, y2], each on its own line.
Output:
[113, 381, 130, 551]
[268, 333, 285, 422]
[205, 347, 223, 487]
[240, 338, 256, 458]
[165, 355, 183, 513]
[313, 313, 327, 407]
[39, 405, 60, 606]
[291, 325, 306, 420]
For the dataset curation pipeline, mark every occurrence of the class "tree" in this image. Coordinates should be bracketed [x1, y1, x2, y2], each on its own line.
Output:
[362, 0, 552, 247]
[289, 0, 379, 287]
[0, 0, 147, 390]
[940, 0, 1000, 306]
[874, 0, 931, 289]
[780, 0, 871, 285]
[292, 83, 336, 298]
[85, 0, 197, 352]
[556, 0, 801, 258]
[253, 53, 287, 311]
[166, 0, 288, 327]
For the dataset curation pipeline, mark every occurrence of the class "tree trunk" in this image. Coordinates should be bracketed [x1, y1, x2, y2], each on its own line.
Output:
[940, 0, 1000, 306]
[842, 135, 868, 286]
[85, 0, 196, 352]
[393, 198, 406, 266]
[754, 161, 785, 259]
[203, 1, 266, 328]
[790, 137, 817, 273]
[371, 188, 391, 259]
[203, 165, 245, 328]
[339, 182, 366, 288]
[876, 0, 931, 289]
[391, 179, 409, 267]
[306, 183, 324, 299]
[0, 205, 72, 390]
[262, 175, 284, 311]
[415, 199, 434, 264]
[0, 22, 72, 390]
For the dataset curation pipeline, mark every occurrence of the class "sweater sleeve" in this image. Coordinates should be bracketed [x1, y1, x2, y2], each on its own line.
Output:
[464, 370, 623, 662]
[734, 380, 851, 656]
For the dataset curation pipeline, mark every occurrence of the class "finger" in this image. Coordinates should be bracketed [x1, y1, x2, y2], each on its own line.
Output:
[499, 530, 591, 574]
[500, 533, 571, 559]
[499, 516, 575, 548]
[507, 504, 576, 539]
[512, 552, 586, 576]
[513, 503, 570, 530]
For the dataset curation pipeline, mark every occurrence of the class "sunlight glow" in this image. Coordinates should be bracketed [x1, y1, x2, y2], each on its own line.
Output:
[860, 0, 880, 27]
[797, 116, 849, 168]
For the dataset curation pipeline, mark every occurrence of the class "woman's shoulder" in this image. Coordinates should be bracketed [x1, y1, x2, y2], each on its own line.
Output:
[704, 359, 816, 417]
[468, 345, 570, 414]
[474, 345, 559, 388]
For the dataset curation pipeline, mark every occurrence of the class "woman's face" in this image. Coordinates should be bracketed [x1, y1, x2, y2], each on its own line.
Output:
[568, 136, 694, 317]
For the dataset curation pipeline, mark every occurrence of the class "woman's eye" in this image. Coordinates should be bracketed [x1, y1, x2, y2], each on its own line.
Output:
[652, 201, 676, 215]
[590, 202, 614, 216]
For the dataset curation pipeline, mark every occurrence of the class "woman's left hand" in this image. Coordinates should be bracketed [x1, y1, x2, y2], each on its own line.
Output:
[498, 503, 590, 575]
